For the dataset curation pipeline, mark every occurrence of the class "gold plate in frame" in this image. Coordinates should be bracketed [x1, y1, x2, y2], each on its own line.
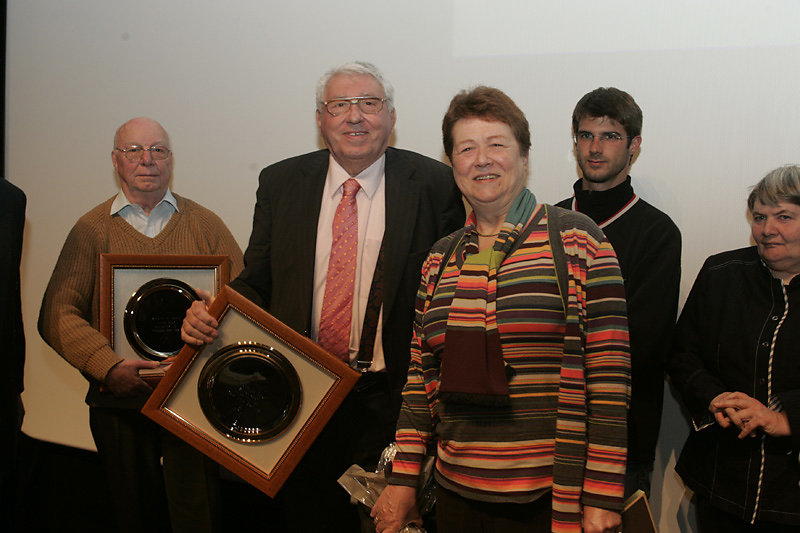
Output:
[99, 253, 230, 362]
[123, 277, 200, 361]
[197, 341, 302, 442]
[141, 286, 360, 497]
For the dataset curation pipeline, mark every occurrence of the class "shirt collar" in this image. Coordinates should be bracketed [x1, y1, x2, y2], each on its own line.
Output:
[326, 153, 385, 200]
[571, 175, 634, 224]
[110, 189, 179, 215]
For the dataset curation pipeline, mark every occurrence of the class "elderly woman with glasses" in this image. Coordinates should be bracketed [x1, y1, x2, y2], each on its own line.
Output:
[669, 165, 800, 532]
[370, 87, 631, 533]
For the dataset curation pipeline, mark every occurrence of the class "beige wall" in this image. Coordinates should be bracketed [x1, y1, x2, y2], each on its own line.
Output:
[8, 1, 800, 531]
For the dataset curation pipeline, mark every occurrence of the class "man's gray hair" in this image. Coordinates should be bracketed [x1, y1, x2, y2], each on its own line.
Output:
[748, 164, 800, 210]
[315, 61, 395, 113]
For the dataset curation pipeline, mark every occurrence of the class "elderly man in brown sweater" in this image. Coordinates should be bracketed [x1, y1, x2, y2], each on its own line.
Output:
[39, 117, 243, 533]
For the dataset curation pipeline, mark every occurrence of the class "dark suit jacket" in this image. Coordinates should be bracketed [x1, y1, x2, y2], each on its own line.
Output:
[230, 147, 465, 402]
[0, 179, 27, 397]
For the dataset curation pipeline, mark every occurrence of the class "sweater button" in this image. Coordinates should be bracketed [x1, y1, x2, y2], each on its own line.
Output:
[772, 315, 779, 320]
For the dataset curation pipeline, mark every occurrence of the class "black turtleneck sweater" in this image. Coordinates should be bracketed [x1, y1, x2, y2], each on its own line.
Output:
[557, 177, 682, 464]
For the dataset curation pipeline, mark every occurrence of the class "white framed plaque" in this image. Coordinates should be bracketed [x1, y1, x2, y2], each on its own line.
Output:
[141, 286, 360, 497]
[99, 254, 230, 382]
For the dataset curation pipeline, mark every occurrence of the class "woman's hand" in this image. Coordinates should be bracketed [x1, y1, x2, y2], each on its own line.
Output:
[711, 391, 791, 438]
[582, 505, 622, 533]
[709, 391, 736, 428]
[370, 484, 420, 533]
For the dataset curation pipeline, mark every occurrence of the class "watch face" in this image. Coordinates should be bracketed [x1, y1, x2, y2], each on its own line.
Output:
[124, 278, 200, 361]
[198, 342, 302, 443]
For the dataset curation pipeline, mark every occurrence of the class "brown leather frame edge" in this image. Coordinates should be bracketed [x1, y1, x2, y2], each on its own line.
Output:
[141, 285, 361, 497]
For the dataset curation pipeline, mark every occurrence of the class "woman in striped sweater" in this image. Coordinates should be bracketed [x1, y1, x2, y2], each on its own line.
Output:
[371, 87, 630, 533]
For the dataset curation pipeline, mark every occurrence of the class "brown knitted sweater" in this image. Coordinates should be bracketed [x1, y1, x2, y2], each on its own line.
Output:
[38, 193, 244, 392]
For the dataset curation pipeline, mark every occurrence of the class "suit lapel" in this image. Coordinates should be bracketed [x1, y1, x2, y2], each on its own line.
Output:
[292, 151, 328, 252]
[286, 150, 328, 331]
[382, 148, 420, 318]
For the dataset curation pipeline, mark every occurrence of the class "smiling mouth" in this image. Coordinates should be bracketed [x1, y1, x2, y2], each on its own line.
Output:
[346, 132, 367, 137]
[474, 174, 499, 181]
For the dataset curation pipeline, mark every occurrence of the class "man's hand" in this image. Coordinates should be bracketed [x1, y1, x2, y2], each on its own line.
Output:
[104, 359, 159, 397]
[712, 391, 791, 438]
[582, 505, 622, 533]
[370, 484, 420, 533]
[181, 289, 218, 345]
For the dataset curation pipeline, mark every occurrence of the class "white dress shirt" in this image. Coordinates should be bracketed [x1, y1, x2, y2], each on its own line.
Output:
[110, 189, 178, 237]
[312, 155, 386, 371]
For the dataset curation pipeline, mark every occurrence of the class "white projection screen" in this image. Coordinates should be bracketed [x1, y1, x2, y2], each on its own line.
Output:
[7, 1, 800, 530]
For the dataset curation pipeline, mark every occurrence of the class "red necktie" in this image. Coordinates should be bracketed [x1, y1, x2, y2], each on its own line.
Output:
[318, 178, 361, 362]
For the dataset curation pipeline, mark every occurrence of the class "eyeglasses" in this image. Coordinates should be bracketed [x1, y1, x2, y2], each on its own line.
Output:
[573, 132, 629, 144]
[114, 145, 171, 161]
[322, 97, 387, 116]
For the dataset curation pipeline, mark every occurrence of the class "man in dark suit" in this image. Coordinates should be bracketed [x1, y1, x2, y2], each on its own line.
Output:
[0, 178, 26, 523]
[182, 61, 464, 531]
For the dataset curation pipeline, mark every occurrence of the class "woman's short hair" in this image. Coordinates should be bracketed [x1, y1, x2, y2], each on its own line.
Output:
[747, 164, 800, 210]
[315, 61, 395, 113]
[442, 86, 530, 161]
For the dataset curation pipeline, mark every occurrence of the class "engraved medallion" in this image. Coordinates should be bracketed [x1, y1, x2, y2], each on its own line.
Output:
[124, 278, 199, 361]
[198, 343, 302, 442]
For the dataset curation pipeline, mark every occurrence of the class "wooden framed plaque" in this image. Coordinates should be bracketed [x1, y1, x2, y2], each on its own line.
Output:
[622, 490, 657, 533]
[141, 285, 361, 497]
[99, 253, 229, 364]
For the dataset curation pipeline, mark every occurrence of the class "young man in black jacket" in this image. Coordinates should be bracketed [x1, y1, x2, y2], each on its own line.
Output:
[557, 87, 682, 498]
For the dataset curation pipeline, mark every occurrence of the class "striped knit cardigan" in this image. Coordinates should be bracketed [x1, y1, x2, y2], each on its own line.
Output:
[550, 206, 629, 530]
[389, 205, 630, 532]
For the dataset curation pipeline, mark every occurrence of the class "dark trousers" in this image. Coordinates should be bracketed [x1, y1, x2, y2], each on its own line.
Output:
[624, 460, 653, 499]
[435, 485, 552, 533]
[0, 394, 23, 529]
[696, 496, 798, 533]
[276, 374, 397, 532]
[90, 407, 222, 533]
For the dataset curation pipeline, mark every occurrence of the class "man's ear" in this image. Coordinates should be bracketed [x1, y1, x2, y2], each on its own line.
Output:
[629, 135, 642, 155]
